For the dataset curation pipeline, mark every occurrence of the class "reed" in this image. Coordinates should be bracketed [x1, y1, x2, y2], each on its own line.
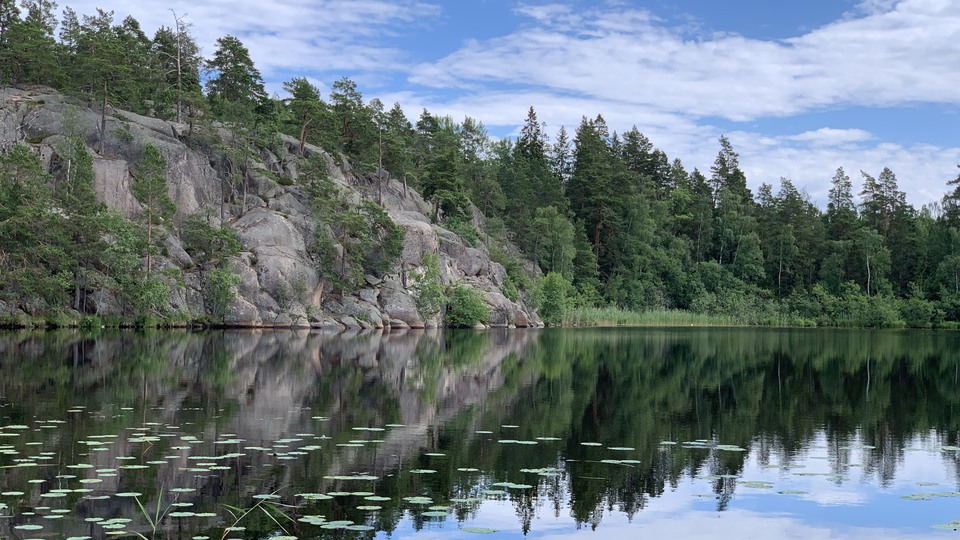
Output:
[563, 307, 742, 327]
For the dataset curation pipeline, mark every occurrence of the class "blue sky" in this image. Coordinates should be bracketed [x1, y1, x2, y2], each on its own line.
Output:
[65, 0, 960, 206]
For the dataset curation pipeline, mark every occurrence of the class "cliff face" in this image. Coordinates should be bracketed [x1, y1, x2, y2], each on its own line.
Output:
[0, 86, 541, 328]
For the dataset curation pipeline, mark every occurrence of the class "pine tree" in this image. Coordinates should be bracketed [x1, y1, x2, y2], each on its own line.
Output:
[568, 116, 616, 262]
[0, 144, 71, 306]
[421, 115, 468, 222]
[282, 76, 324, 155]
[0, 0, 59, 86]
[151, 12, 202, 122]
[205, 34, 266, 114]
[131, 144, 176, 273]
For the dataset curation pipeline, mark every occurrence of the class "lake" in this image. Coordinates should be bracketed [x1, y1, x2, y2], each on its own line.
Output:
[1, 327, 959, 539]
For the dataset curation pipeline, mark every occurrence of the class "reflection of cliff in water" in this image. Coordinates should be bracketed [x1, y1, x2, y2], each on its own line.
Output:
[0, 329, 542, 471]
[4, 328, 960, 536]
[0, 329, 544, 538]
[1, 327, 540, 419]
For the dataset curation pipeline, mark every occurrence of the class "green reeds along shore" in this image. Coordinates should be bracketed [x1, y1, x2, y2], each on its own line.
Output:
[563, 307, 740, 327]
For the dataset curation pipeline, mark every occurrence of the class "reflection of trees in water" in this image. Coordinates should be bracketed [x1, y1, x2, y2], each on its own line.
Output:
[453, 328, 960, 526]
[1, 328, 960, 535]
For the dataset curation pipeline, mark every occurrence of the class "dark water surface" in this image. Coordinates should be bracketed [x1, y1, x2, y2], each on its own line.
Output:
[1, 328, 960, 539]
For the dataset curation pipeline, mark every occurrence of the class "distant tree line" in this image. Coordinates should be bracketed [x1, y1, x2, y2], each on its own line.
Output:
[2, 2, 960, 327]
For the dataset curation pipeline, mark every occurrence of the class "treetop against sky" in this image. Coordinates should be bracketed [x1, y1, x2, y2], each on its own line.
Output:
[22, 0, 960, 205]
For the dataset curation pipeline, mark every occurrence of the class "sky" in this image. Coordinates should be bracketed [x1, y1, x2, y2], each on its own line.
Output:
[61, 0, 960, 207]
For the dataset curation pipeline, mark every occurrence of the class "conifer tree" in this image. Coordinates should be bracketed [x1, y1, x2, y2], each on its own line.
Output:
[132, 144, 176, 273]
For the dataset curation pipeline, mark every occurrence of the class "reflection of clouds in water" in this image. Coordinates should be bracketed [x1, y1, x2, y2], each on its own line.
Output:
[533, 510, 919, 540]
[798, 488, 868, 507]
[398, 506, 920, 540]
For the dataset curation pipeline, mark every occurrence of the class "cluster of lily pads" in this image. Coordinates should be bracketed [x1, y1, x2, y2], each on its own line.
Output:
[4, 409, 960, 538]
[0, 411, 660, 538]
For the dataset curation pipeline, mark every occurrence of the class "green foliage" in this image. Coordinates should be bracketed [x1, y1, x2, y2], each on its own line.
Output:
[445, 285, 490, 327]
[446, 215, 479, 247]
[6, 5, 960, 326]
[532, 206, 576, 279]
[537, 272, 571, 326]
[302, 154, 403, 291]
[414, 253, 447, 321]
[205, 34, 266, 113]
[131, 144, 176, 271]
[564, 307, 737, 327]
[899, 284, 942, 328]
[489, 244, 531, 295]
[0, 144, 72, 307]
[420, 112, 470, 222]
[181, 213, 241, 267]
[79, 315, 102, 330]
[204, 267, 242, 322]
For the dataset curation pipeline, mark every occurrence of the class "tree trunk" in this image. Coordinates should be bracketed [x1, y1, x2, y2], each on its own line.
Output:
[593, 209, 602, 260]
[98, 81, 107, 155]
[298, 121, 308, 155]
[146, 219, 153, 274]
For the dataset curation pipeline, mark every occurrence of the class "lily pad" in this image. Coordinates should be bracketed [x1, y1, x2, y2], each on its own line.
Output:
[461, 526, 497, 533]
[741, 481, 774, 489]
[422, 511, 448, 517]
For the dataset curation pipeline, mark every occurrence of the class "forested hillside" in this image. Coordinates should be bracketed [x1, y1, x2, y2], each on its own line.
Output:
[1, 2, 959, 327]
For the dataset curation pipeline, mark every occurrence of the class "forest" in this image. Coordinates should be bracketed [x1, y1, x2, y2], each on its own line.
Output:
[2, 1, 960, 327]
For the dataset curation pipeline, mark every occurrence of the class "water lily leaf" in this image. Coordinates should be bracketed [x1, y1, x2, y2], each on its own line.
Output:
[741, 481, 774, 489]
[323, 475, 378, 481]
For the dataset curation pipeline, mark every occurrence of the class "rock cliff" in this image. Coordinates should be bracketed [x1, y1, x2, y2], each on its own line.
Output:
[0, 86, 541, 328]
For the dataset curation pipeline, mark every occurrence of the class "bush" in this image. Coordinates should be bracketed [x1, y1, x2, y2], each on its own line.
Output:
[414, 254, 447, 321]
[204, 267, 242, 322]
[538, 272, 570, 326]
[182, 214, 242, 267]
[446, 216, 479, 247]
[445, 285, 489, 327]
[45, 311, 78, 328]
[79, 315, 102, 330]
[134, 314, 159, 328]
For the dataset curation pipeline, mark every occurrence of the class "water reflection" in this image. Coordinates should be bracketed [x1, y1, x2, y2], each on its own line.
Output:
[1, 327, 959, 538]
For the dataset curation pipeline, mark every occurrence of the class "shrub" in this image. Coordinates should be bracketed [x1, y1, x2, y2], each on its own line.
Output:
[414, 254, 447, 320]
[538, 272, 570, 326]
[79, 315, 102, 330]
[445, 285, 489, 327]
[204, 267, 242, 322]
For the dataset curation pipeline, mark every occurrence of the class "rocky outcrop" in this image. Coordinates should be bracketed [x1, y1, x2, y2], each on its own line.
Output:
[0, 86, 541, 328]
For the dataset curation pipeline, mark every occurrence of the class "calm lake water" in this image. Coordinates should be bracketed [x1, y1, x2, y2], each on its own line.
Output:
[1, 327, 959, 539]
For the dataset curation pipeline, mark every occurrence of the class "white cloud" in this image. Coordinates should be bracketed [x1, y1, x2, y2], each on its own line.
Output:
[410, 0, 960, 120]
[53, 0, 960, 205]
[400, 0, 960, 206]
[61, 0, 442, 79]
[785, 129, 875, 146]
